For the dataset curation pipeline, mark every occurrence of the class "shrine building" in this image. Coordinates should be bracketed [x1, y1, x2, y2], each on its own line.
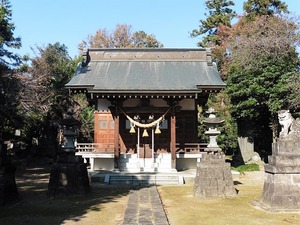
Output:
[66, 48, 225, 172]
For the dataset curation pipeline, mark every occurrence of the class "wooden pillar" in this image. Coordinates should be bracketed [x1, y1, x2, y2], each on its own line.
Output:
[170, 114, 176, 169]
[114, 112, 120, 170]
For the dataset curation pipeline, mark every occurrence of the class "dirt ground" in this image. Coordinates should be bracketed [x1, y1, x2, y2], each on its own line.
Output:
[0, 165, 130, 225]
[1, 165, 300, 225]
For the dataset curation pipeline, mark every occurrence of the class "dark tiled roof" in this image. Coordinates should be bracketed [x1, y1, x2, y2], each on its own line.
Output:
[66, 48, 225, 94]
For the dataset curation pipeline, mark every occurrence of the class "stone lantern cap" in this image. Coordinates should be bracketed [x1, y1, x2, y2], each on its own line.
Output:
[59, 109, 81, 127]
[203, 108, 224, 127]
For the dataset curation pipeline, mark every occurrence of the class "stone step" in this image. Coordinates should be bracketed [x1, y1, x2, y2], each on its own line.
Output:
[119, 154, 173, 172]
[154, 162, 172, 169]
[106, 174, 183, 185]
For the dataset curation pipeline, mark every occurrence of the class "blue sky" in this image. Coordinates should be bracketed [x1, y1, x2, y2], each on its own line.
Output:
[11, 0, 300, 58]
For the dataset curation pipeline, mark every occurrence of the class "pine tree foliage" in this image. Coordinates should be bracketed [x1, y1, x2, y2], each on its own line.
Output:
[190, 0, 236, 47]
[243, 0, 288, 20]
[0, 0, 21, 68]
[0, 0, 23, 140]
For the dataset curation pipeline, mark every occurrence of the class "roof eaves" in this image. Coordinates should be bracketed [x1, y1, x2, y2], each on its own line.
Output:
[196, 84, 226, 91]
[88, 89, 202, 94]
[65, 84, 95, 89]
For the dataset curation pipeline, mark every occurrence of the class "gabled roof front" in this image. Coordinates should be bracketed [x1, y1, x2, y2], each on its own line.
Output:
[66, 48, 225, 97]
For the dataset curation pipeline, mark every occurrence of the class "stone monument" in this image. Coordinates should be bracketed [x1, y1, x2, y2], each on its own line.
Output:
[48, 109, 90, 196]
[260, 110, 300, 211]
[194, 108, 236, 198]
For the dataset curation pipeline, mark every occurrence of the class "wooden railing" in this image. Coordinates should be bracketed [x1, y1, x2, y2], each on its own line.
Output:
[176, 143, 208, 154]
[76, 143, 114, 153]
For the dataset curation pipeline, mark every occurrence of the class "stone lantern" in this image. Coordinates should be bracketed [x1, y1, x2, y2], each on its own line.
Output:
[59, 109, 80, 156]
[203, 107, 224, 153]
[193, 107, 236, 199]
[48, 109, 90, 196]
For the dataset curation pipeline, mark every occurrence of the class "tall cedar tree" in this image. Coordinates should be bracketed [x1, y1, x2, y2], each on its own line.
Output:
[191, 0, 238, 153]
[243, 0, 288, 20]
[0, 0, 21, 68]
[190, 0, 236, 48]
[0, 0, 23, 140]
[191, 0, 236, 78]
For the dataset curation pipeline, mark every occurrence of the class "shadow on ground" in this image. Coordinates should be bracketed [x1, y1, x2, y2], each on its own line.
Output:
[0, 163, 131, 225]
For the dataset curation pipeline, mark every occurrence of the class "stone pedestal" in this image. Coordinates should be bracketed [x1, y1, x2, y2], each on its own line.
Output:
[0, 144, 19, 205]
[193, 154, 236, 198]
[48, 154, 90, 196]
[260, 139, 300, 211]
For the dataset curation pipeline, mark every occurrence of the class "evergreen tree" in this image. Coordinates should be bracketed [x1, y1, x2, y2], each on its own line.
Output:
[0, 0, 21, 68]
[0, 0, 23, 140]
[190, 0, 236, 48]
[243, 0, 288, 20]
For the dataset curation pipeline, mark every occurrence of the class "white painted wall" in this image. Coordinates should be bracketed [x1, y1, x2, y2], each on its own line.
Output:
[94, 158, 114, 170]
[176, 158, 198, 170]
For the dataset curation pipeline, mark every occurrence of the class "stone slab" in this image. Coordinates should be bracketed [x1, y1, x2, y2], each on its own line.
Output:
[48, 162, 90, 196]
[272, 141, 300, 156]
[268, 155, 300, 166]
[264, 164, 300, 174]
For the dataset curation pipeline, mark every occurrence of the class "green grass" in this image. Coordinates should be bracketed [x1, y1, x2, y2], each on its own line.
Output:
[232, 163, 260, 173]
[158, 171, 300, 225]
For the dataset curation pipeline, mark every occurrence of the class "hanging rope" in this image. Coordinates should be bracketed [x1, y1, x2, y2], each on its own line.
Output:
[119, 106, 171, 128]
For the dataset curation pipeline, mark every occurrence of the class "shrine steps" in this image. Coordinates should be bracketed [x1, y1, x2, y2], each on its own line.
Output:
[91, 172, 184, 185]
[119, 153, 173, 173]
